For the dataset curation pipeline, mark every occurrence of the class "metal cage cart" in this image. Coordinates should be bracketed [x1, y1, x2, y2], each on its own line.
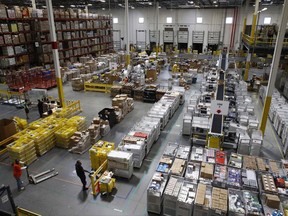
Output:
[184, 161, 201, 183]
[176, 181, 197, 216]
[163, 176, 184, 216]
[147, 172, 168, 214]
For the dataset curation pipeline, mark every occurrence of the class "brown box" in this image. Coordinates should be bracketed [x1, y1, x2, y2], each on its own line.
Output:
[0, 119, 17, 141]
[265, 194, 280, 209]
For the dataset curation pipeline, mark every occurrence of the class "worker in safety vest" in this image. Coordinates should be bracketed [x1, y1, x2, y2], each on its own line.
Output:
[13, 159, 26, 191]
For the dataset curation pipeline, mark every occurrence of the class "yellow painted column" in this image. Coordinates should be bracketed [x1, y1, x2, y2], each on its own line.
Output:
[242, 17, 247, 34]
[244, 61, 250, 81]
[250, 14, 258, 44]
[126, 54, 130, 66]
[259, 0, 288, 135]
[259, 96, 272, 134]
[56, 77, 65, 108]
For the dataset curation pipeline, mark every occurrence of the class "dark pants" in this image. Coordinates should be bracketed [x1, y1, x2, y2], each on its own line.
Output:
[79, 175, 86, 190]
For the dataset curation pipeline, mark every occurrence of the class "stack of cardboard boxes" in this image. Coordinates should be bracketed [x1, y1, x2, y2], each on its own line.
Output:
[88, 118, 101, 144]
[265, 194, 281, 209]
[257, 157, 269, 172]
[71, 78, 84, 91]
[243, 155, 258, 170]
[211, 187, 228, 214]
[195, 184, 210, 207]
[200, 162, 214, 180]
[69, 131, 91, 154]
[261, 173, 277, 193]
[121, 83, 135, 97]
[170, 158, 186, 176]
[110, 85, 122, 97]
[112, 94, 134, 119]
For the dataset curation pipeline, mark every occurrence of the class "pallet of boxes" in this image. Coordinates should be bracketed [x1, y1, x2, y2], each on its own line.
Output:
[89, 117, 101, 143]
[112, 94, 134, 120]
[69, 131, 91, 154]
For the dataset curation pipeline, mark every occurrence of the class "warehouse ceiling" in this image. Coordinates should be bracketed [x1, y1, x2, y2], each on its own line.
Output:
[0, 0, 285, 9]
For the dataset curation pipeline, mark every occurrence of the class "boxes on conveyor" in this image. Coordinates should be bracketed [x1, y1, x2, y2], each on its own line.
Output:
[107, 150, 133, 179]
[110, 85, 122, 98]
[7, 138, 37, 165]
[66, 116, 86, 131]
[55, 125, 77, 148]
[89, 140, 114, 170]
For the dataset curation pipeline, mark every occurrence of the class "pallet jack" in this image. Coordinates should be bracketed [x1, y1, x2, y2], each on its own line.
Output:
[25, 165, 58, 184]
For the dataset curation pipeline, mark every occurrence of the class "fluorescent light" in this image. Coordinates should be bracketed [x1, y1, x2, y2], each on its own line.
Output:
[139, 17, 144, 23]
[118, 3, 122, 6]
[262, 7, 267, 11]
[60, 5, 64, 8]
[264, 17, 271, 24]
[197, 17, 203, 23]
[88, 4, 92, 6]
[113, 17, 118, 23]
[215, 4, 218, 7]
[131, 6, 135, 9]
[100, 0, 106, 2]
[42, 5, 47, 8]
[188, 1, 194, 3]
[102, 8, 105, 10]
[70, 4, 75, 7]
[213, 0, 217, 3]
[167, 17, 172, 23]
[148, 2, 152, 5]
[226, 17, 233, 24]
[158, 6, 161, 8]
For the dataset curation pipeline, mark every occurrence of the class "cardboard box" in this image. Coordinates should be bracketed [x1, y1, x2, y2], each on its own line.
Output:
[265, 194, 280, 209]
[0, 119, 17, 141]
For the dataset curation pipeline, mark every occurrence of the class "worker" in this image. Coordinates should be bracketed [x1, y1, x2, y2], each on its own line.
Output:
[75, 160, 90, 191]
[13, 159, 26, 191]
[37, 99, 44, 118]
[24, 100, 29, 119]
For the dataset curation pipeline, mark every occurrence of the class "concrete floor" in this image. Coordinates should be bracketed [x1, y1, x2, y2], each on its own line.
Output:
[0, 67, 284, 216]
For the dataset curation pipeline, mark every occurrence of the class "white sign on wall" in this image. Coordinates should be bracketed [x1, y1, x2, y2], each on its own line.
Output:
[210, 100, 229, 115]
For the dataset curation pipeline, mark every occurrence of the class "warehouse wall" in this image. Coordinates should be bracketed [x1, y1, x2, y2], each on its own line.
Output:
[95, 5, 284, 51]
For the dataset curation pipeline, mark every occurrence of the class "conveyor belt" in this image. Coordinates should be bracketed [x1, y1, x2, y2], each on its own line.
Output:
[211, 114, 223, 134]
[216, 84, 224, 100]
[221, 53, 226, 70]
[219, 71, 224, 81]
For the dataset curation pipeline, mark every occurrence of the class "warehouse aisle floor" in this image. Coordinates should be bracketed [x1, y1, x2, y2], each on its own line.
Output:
[0, 67, 284, 216]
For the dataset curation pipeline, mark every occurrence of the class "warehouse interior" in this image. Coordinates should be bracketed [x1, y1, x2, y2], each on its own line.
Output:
[0, 0, 288, 216]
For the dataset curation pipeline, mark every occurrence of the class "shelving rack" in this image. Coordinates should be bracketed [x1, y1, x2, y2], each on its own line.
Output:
[0, 6, 114, 86]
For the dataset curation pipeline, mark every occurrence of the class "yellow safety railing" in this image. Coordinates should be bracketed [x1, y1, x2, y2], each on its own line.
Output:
[65, 100, 81, 113]
[17, 207, 41, 216]
[242, 33, 288, 47]
[90, 160, 108, 196]
[0, 136, 15, 155]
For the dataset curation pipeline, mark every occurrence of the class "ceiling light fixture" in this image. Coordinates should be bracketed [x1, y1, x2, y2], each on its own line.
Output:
[158, 6, 161, 8]
[102, 8, 105, 10]
[215, 4, 218, 7]
[118, 3, 122, 6]
[60, 5, 64, 8]
[100, 0, 106, 2]
[88, 3, 92, 6]
[42, 5, 47, 8]
[71, 4, 75, 7]
[213, 0, 217, 3]
[148, 2, 152, 5]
